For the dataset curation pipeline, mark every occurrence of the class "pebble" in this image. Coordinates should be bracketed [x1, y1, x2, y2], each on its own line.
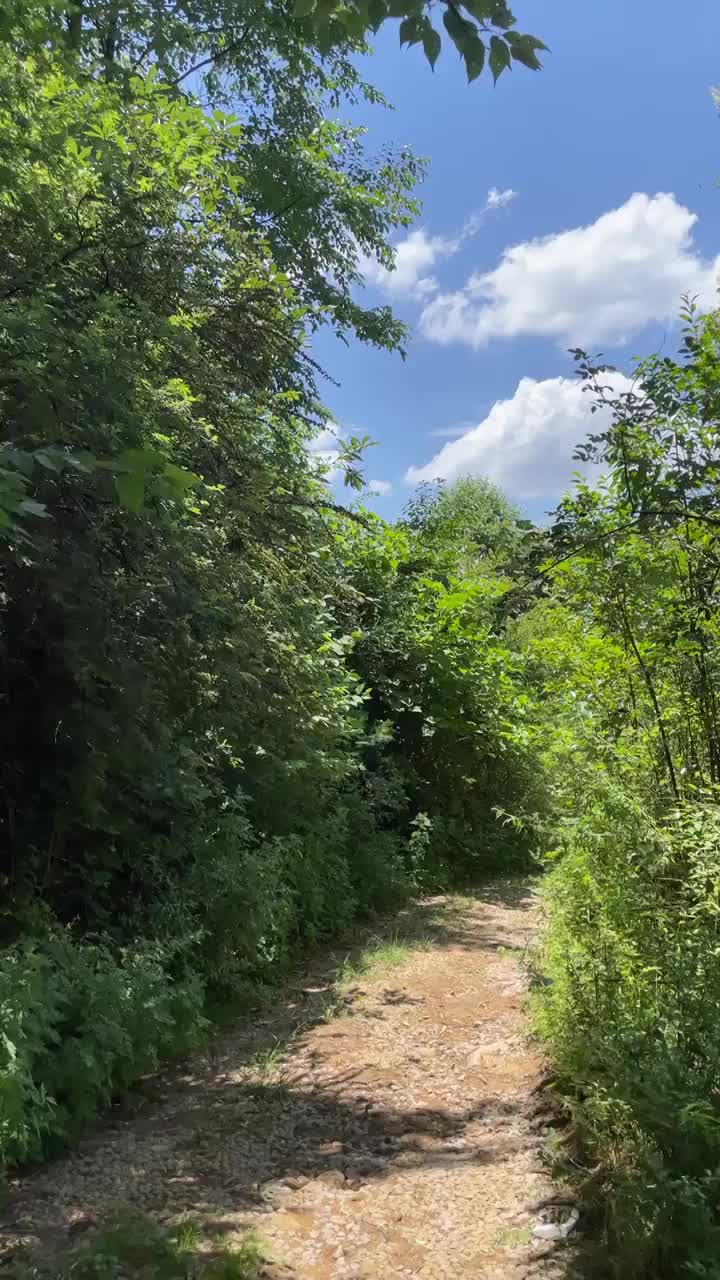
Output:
[318, 1140, 344, 1156]
[314, 1169, 346, 1187]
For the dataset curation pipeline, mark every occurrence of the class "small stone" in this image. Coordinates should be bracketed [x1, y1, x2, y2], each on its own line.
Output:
[314, 1169, 346, 1187]
[466, 1040, 509, 1067]
[398, 1132, 436, 1151]
[533, 1208, 579, 1240]
[393, 1151, 424, 1168]
[262, 1179, 294, 1202]
[66, 1212, 96, 1239]
[318, 1140, 344, 1156]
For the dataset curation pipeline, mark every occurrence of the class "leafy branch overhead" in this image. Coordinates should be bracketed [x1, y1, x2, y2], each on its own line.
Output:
[294, 0, 547, 81]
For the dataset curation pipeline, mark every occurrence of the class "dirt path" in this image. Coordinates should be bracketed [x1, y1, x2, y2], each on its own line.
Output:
[2, 883, 574, 1278]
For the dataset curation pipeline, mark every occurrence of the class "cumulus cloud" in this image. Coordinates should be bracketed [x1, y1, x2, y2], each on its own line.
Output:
[361, 228, 456, 300]
[366, 478, 393, 496]
[405, 372, 633, 503]
[420, 193, 720, 349]
[360, 188, 516, 300]
[308, 425, 341, 479]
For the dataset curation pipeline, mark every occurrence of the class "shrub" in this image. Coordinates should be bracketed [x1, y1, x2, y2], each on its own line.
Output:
[0, 929, 206, 1167]
[536, 790, 720, 1277]
[5, 1213, 265, 1279]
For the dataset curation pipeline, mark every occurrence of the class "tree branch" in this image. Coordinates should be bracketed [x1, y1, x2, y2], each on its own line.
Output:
[169, 29, 250, 88]
[270, 494, 373, 527]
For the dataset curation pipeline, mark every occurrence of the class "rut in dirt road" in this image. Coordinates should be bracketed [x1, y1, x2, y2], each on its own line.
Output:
[2, 883, 575, 1279]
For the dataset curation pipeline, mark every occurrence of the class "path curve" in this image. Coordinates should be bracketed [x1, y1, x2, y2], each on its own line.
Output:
[2, 883, 572, 1278]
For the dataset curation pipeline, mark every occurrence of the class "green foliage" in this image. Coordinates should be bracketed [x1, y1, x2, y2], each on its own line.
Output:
[0, 930, 205, 1165]
[337, 931, 423, 984]
[6, 1214, 265, 1279]
[0, 0, 546, 1183]
[528, 306, 720, 1277]
[9, 0, 546, 85]
[331, 479, 542, 883]
[537, 796, 720, 1276]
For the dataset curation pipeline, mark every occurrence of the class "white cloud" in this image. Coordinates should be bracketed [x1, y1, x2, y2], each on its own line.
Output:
[360, 188, 517, 300]
[361, 228, 457, 300]
[427, 424, 473, 439]
[486, 187, 516, 210]
[308, 425, 341, 479]
[405, 372, 633, 503]
[366, 478, 392, 496]
[308, 426, 339, 454]
[420, 193, 720, 349]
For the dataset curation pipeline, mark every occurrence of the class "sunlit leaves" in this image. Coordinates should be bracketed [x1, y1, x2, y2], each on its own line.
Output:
[110, 450, 199, 513]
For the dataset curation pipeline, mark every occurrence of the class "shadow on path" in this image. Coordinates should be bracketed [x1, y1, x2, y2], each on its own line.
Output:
[2, 879, 582, 1279]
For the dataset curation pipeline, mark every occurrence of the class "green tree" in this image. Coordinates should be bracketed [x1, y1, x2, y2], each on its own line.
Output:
[0, 0, 550, 1175]
[331, 480, 540, 882]
[8, 0, 546, 84]
[528, 306, 720, 1277]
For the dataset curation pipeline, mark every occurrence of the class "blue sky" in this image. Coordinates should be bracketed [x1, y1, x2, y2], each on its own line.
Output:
[313, 0, 720, 521]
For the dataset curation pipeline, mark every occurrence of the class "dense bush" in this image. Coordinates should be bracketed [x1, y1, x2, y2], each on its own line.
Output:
[333, 479, 543, 884]
[0, 0, 547, 1168]
[537, 796, 720, 1276]
[0, 0, 545, 1187]
[0, 930, 206, 1164]
[529, 311, 720, 1277]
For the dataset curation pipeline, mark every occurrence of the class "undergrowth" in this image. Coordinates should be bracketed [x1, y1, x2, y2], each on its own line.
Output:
[534, 792, 720, 1278]
[337, 932, 427, 986]
[6, 1214, 266, 1280]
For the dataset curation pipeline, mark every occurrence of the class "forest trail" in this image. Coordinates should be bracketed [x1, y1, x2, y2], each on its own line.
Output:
[2, 884, 574, 1279]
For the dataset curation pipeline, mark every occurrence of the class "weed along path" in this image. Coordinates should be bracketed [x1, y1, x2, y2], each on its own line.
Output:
[2, 884, 573, 1279]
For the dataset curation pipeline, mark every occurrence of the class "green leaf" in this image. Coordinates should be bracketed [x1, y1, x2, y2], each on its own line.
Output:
[488, 33, 511, 81]
[490, 0, 515, 29]
[34, 450, 65, 473]
[367, 0, 387, 29]
[461, 31, 485, 80]
[163, 463, 200, 493]
[459, 0, 491, 20]
[18, 499, 49, 518]
[335, 5, 367, 36]
[443, 4, 474, 47]
[115, 470, 145, 512]
[505, 30, 546, 69]
[294, 0, 317, 16]
[399, 14, 424, 46]
[117, 447, 165, 472]
[314, 17, 335, 52]
[422, 24, 442, 67]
